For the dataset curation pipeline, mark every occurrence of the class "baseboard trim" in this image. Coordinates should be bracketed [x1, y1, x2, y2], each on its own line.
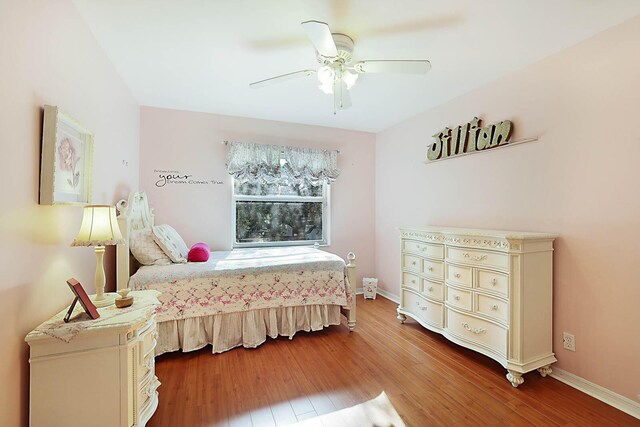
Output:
[550, 368, 640, 419]
[355, 288, 400, 304]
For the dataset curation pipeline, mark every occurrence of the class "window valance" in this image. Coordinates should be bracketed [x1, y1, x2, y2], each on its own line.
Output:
[225, 141, 340, 186]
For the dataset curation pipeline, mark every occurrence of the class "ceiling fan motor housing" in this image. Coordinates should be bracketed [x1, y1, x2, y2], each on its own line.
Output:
[317, 33, 355, 64]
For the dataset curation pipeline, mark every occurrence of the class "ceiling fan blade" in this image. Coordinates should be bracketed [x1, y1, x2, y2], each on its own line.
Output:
[249, 70, 316, 89]
[301, 20, 338, 58]
[333, 80, 352, 112]
[354, 60, 431, 74]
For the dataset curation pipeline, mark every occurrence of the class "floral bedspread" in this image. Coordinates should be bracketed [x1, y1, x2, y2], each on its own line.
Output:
[129, 247, 352, 323]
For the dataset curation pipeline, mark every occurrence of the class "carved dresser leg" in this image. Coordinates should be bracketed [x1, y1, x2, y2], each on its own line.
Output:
[348, 321, 356, 332]
[396, 308, 406, 324]
[537, 365, 553, 377]
[506, 370, 524, 388]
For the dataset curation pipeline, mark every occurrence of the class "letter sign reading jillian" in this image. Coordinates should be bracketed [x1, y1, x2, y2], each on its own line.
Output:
[427, 117, 513, 162]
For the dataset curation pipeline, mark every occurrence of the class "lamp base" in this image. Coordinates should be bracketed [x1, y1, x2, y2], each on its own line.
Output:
[90, 292, 117, 308]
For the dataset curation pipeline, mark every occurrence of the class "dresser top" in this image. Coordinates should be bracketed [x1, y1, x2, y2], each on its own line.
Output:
[400, 226, 558, 240]
[26, 290, 160, 344]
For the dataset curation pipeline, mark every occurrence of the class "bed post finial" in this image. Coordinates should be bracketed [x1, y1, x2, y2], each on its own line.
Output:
[346, 252, 357, 332]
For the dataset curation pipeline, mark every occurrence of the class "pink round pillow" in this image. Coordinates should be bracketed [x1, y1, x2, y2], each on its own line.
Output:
[188, 242, 210, 262]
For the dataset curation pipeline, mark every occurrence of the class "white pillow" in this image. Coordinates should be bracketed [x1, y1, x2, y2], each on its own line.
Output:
[152, 224, 189, 263]
[130, 229, 172, 266]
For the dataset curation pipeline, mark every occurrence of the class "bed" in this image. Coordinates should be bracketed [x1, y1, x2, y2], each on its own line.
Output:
[116, 192, 357, 356]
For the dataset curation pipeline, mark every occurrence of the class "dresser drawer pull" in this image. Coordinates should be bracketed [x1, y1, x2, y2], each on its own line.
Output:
[454, 273, 461, 278]
[411, 261, 417, 266]
[462, 252, 488, 262]
[490, 304, 499, 311]
[491, 279, 498, 286]
[453, 295, 460, 301]
[427, 286, 434, 292]
[411, 279, 416, 284]
[428, 267, 434, 272]
[461, 322, 486, 334]
[415, 301, 428, 311]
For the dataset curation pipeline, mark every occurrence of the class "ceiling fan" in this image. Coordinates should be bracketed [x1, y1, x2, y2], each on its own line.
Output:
[249, 20, 432, 114]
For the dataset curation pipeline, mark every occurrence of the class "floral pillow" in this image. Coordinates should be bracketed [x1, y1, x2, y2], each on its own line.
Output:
[129, 229, 172, 266]
[152, 224, 189, 263]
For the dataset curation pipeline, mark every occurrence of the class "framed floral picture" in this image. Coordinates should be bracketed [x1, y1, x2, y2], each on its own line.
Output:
[40, 105, 94, 205]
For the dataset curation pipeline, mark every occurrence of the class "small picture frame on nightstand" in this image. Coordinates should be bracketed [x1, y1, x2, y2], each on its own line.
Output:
[64, 278, 100, 322]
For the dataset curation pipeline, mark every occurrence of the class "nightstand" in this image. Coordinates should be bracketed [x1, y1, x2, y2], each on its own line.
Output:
[26, 290, 161, 427]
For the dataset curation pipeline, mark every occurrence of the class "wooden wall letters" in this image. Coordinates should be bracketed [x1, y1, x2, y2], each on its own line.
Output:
[427, 117, 513, 162]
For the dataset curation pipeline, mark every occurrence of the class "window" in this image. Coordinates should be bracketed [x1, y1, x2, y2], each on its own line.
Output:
[232, 178, 330, 247]
[226, 141, 339, 247]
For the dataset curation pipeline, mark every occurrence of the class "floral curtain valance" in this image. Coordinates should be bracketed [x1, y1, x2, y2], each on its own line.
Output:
[225, 141, 340, 186]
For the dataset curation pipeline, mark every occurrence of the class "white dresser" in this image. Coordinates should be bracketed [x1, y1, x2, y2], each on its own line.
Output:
[397, 227, 557, 387]
[26, 290, 161, 426]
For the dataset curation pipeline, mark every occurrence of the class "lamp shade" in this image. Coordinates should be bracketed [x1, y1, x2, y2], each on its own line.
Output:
[71, 205, 124, 247]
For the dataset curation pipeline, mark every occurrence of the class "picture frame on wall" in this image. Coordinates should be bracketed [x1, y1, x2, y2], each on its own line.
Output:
[39, 105, 94, 205]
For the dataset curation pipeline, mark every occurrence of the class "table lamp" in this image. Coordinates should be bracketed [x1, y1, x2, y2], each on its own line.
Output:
[72, 205, 124, 307]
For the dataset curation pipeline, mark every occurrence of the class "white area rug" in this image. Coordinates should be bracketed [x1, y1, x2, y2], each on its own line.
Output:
[291, 392, 406, 427]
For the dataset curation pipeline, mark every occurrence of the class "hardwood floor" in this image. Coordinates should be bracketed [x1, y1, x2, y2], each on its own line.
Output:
[149, 295, 639, 427]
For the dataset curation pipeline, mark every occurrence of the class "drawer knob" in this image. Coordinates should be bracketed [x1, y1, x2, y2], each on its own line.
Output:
[461, 322, 486, 334]
[455, 273, 461, 278]
[491, 279, 498, 286]
[412, 261, 416, 266]
[427, 286, 434, 292]
[411, 279, 416, 284]
[454, 295, 460, 301]
[428, 267, 434, 271]
[491, 304, 499, 311]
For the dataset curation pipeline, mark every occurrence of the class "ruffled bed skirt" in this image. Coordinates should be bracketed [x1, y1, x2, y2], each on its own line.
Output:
[155, 304, 342, 356]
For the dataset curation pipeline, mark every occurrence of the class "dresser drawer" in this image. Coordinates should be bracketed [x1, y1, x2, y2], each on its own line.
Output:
[446, 286, 472, 311]
[421, 279, 444, 301]
[423, 258, 444, 280]
[477, 269, 509, 297]
[138, 376, 160, 418]
[402, 290, 443, 328]
[402, 272, 420, 291]
[447, 309, 507, 357]
[446, 263, 472, 287]
[476, 294, 508, 324]
[403, 240, 444, 259]
[447, 247, 509, 270]
[402, 254, 421, 272]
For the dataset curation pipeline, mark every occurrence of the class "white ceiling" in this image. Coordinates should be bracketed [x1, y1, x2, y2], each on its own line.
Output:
[72, 0, 640, 133]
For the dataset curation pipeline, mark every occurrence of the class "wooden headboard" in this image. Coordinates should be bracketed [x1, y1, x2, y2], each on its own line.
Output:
[116, 191, 155, 291]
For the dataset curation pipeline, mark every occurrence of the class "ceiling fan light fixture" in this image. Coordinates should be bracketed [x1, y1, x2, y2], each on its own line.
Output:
[342, 70, 358, 90]
[317, 65, 335, 86]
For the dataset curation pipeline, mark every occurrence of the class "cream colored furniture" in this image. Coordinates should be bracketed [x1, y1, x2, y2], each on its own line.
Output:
[26, 291, 161, 426]
[397, 227, 557, 387]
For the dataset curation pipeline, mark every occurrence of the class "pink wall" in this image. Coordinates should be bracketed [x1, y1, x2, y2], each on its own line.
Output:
[140, 107, 376, 285]
[0, 1, 140, 425]
[375, 16, 640, 402]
